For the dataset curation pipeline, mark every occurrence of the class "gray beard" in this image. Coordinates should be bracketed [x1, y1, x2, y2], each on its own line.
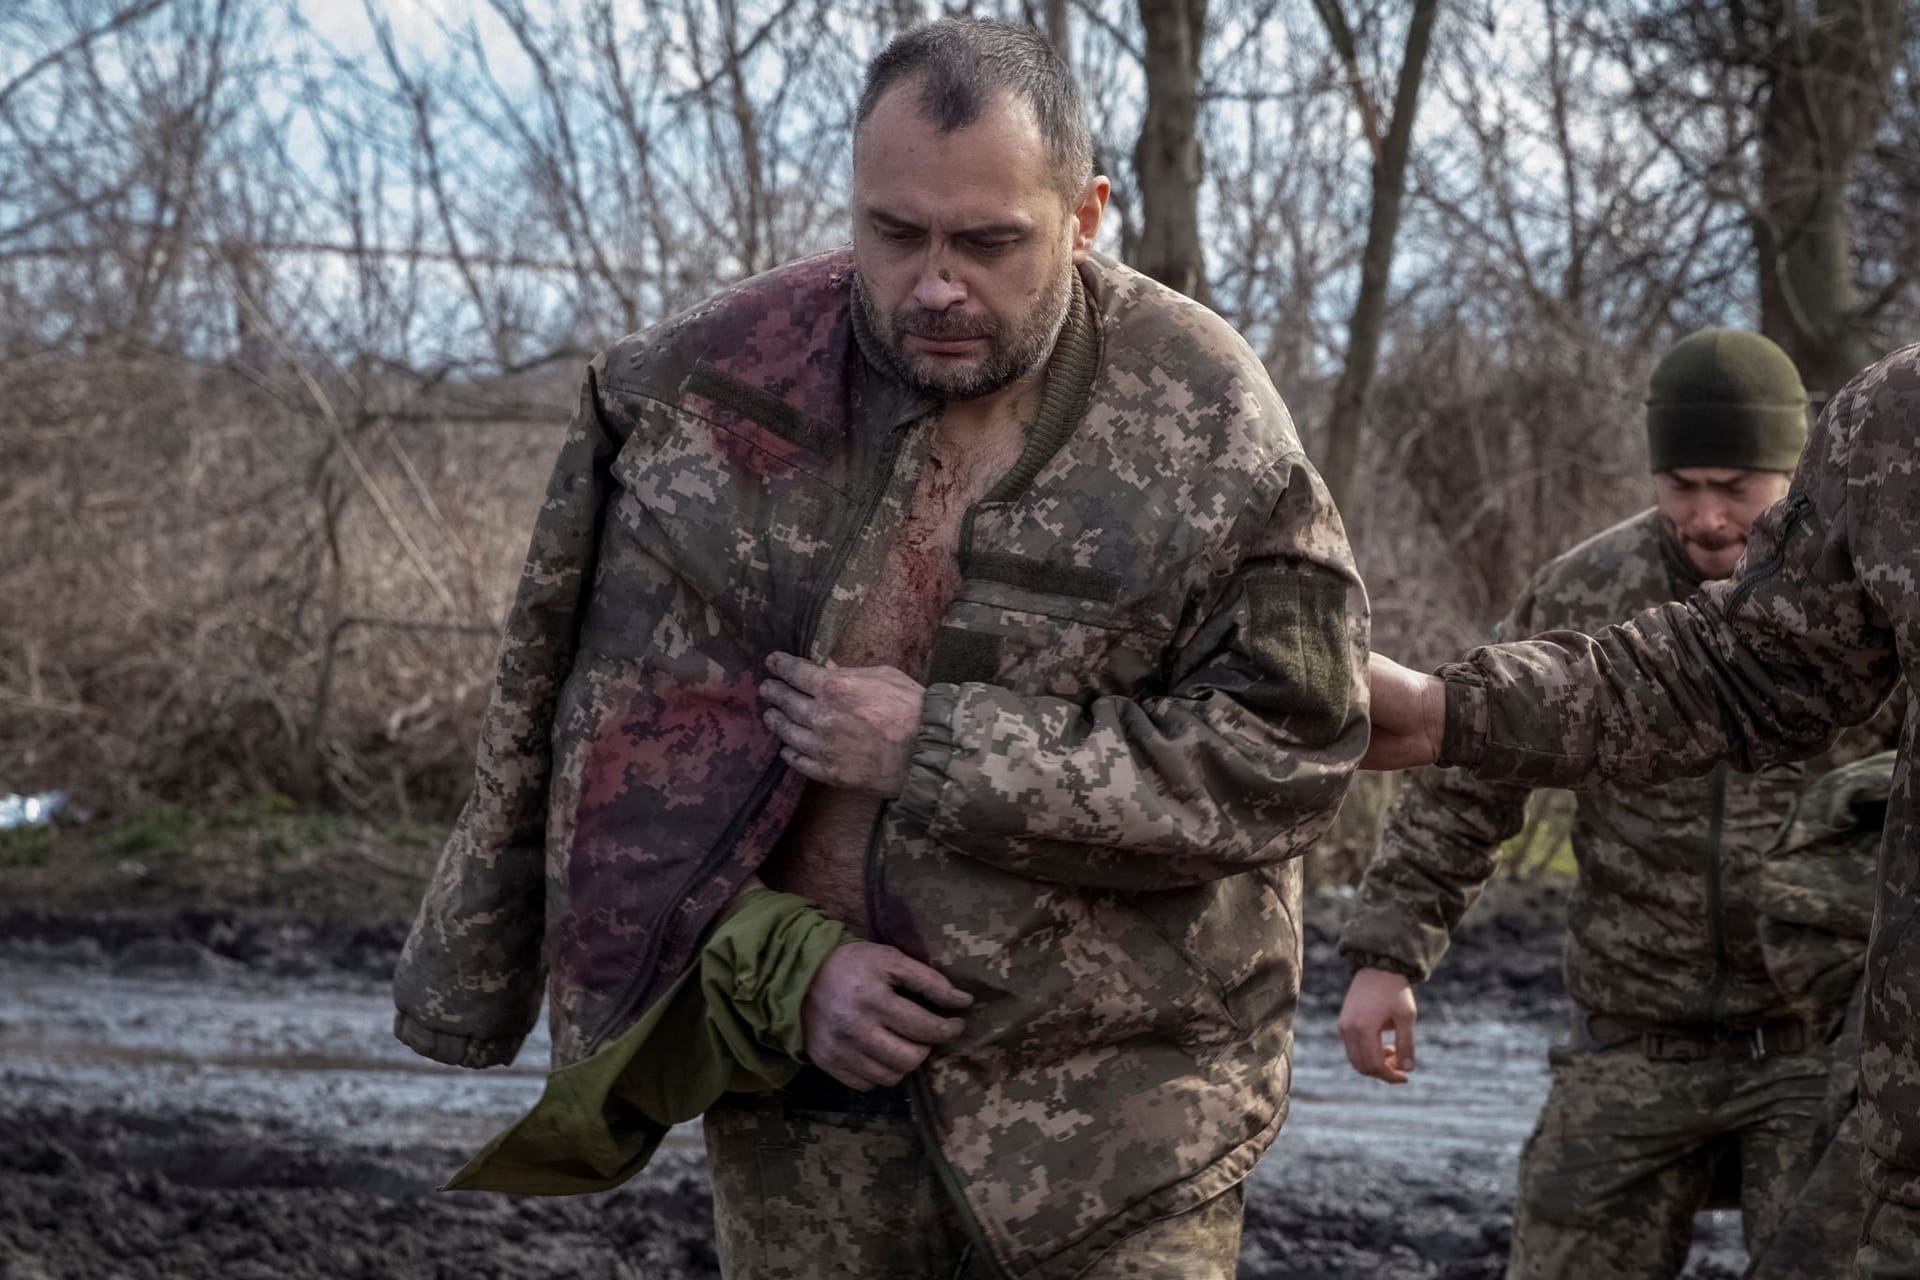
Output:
[855, 263, 1073, 403]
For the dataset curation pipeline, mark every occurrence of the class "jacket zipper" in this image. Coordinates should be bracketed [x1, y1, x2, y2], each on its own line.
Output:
[582, 423, 915, 1054]
[1725, 494, 1813, 614]
[863, 808, 1010, 1280]
[582, 757, 786, 1051]
[865, 473, 1009, 1278]
[1698, 764, 1730, 1027]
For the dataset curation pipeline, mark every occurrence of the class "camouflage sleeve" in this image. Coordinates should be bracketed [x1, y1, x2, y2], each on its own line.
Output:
[894, 452, 1369, 891]
[1437, 369, 1901, 789]
[1338, 599, 1543, 981]
[392, 364, 622, 1068]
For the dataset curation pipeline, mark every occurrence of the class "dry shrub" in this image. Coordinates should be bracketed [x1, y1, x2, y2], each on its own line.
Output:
[0, 351, 563, 820]
[1310, 319, 1658, 884]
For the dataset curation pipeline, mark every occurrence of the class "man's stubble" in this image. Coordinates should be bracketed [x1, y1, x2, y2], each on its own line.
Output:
[854, 252, 1074, 404]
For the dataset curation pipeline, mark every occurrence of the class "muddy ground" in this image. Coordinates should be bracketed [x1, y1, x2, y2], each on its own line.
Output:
[0, 883, 1746, 1280]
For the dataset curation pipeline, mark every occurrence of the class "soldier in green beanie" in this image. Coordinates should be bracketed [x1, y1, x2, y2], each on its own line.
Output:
[1337, 328, 1898, 1278]
[1644, 328, 1814, 579]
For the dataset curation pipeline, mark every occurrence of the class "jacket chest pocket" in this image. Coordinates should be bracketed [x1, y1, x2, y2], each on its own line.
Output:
[605, 398, 846, 643]
[925, 580, 1173, 701]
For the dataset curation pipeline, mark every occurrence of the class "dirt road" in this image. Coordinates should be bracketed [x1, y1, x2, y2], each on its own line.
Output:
[0, 894, 1746, 1279]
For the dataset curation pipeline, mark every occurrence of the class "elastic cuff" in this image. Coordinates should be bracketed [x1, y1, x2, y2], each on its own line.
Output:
[1436, 668, 1489, 768]
[893, 682, 960, 825]
[1339, 950, 1425, 982]
[392, 1009, 525, 1069]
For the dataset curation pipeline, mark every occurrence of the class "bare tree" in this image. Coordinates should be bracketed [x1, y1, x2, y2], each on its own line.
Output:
[1618, 0, 1910, 395]
[1311, 0, 1442, 517]
[1133, 0, 1212, 301]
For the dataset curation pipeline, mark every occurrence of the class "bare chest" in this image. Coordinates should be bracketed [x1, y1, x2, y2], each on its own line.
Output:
[761, 424, 1020, 930]
[832, 435, 1011, 678]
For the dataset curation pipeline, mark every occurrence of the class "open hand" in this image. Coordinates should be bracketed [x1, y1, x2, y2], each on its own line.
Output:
[802, 941, 973, 1090]
[760, 652, 924, 796]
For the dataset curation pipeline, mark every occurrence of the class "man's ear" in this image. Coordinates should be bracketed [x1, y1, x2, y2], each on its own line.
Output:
[1070, 176, 1111, 261]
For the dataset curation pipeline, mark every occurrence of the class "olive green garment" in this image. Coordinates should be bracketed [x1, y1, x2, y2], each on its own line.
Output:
[443, 887, 850, 1196]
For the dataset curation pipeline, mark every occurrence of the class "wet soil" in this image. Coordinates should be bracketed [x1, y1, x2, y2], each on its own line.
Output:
[0, 882, 1746, 1280]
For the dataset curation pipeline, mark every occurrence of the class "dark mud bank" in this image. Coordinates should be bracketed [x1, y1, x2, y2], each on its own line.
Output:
[1, 1105, 719, 1280]
[1, 877, 1572, 1013]
[0, 1104, 1509, 1280]
[1, 881, 1705, 1280]
[0, 907, 407, 984]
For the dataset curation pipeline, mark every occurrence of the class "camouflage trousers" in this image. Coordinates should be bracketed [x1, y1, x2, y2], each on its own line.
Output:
[1746, 1105, 1865, 1279]
[702, 1077, 1245, 1279]
[1856, 1160, 1920, 1280]
[1505, 1032, 1836, 1280]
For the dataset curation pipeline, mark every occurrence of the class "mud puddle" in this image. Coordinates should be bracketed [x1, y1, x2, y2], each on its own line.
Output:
[0, 954, 1743, 1279]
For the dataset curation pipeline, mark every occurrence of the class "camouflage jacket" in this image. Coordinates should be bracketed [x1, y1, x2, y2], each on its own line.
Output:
[1343, 509, 1843, 1027]
[1434, 345, 1916, 1189]
[1759, 750, 1894, 1030]
[393, 249, 1370, 1278]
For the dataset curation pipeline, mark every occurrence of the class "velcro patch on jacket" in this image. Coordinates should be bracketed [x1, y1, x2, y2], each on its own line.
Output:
[1243, 565, 1352, 744]
[969, 552, 1123, 604]
[925, 627, 1003, 686]
[686, 363, 841, 458]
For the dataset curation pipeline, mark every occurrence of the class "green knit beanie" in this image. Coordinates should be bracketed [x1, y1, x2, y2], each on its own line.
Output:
[1645, 329, 1808, 473]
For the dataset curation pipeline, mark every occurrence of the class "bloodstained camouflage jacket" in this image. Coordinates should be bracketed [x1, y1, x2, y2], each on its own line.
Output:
[393, 248, 1371, 1279]
[1343, 509, 1854, 1027]
[1433, 344, 1918, 1203]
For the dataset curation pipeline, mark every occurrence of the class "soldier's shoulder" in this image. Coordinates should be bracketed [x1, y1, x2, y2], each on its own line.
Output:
[594, 249, 856, 402]
[1521, 510, 1667, 617]
[1840, 341, 1920, 454]
[1081, 254, 1300, 465]
[1520, 510, 1658, 594]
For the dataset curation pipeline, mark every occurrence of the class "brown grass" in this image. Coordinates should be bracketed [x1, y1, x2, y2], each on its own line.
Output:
[0, 351, 560, 820]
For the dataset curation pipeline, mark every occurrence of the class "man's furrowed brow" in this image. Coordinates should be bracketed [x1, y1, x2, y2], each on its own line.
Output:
[864, 206, 1031, 238]
[867, 208, 924, 232]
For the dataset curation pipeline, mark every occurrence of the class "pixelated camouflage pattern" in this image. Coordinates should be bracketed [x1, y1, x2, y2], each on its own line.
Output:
[1758, 751, 1894, 1025]
[1747, 992, 1868, 1280]
[394, 249, 933, 1069]
[1435, 343, 1920, 1264]
[703, 1098, 1244, 1280]
[395, 249, 1367, 1279]
[878, 261, 1366, 1280]
[1506, 1038, 1832, 1279]
[1746, 757, 1894, 1280]
[1342, 509, 1847, 1027]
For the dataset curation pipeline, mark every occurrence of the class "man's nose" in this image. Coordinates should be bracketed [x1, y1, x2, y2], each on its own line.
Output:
[912, 257, 966, 311]
[1689, 503, 1730, 533]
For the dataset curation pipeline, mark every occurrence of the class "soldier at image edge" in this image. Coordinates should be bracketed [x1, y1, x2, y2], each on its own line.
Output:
[1338, 329, 1903, 1279]
[391, 16, 1369, 1280]
[1362, 340, 1920, 1280]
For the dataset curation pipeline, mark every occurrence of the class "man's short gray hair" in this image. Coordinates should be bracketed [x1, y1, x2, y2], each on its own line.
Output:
[855, 18, 1095, 198]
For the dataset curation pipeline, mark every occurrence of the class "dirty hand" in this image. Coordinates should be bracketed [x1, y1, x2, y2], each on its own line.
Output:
[1360, 652, 1447, 771]
[760, 653, 924, 796]
[802, 940, 973, 1090]
[1338, 967, 1419, 1084]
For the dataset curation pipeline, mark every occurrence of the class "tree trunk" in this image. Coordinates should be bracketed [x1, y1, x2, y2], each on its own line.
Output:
[1754, 0, 1904, 400]
[1132, 0, 1210, 305]
[1316, 0, 1442, 523]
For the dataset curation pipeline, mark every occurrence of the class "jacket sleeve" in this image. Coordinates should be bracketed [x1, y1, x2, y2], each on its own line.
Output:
[1437, 376, 1901, 790]
[392, 363, 623, 1068]
[892, 452, 1369, 891]
[1338, 593, 1545, 982]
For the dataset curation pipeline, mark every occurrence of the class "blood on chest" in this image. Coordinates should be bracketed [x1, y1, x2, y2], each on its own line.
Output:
[832, 452, 973, 681]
